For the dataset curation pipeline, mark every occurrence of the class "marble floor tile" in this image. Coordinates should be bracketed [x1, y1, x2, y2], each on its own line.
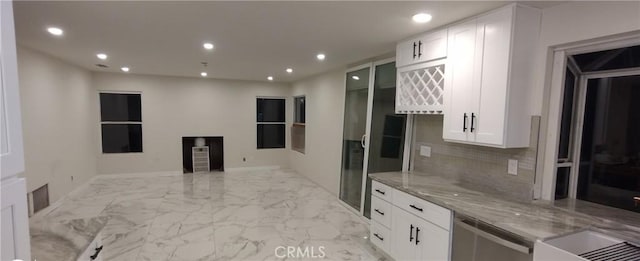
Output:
[36, 169, 386, 261]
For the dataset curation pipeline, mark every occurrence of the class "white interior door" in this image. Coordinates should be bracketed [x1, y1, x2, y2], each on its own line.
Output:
[1, 0, 25, 179]
[1, 2, 32, 260]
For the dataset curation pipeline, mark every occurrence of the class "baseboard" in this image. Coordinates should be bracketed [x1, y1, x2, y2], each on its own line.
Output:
[30, 170, 182, 219]
[95, 170, 182, 179]
[30, 174, 99, 219]
[225, 165, 280, 172]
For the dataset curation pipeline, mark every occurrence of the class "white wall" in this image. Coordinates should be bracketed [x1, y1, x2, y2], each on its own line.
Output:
[17, 46, 97, 203]
[532, 1, 640, 199]
[289, 69, 346, 196]
[91, 72, 291, 174]
[530, 1, 640, 115]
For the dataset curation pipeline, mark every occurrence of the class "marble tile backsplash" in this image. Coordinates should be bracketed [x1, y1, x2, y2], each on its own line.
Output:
[412, 115, 540, 202]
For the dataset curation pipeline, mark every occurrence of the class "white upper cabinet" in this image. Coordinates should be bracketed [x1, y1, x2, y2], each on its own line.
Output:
[442, 20, 476, 142]
[396, 29, 447, 68]
[443, 4, 541, 148]
[1, 0, 25, 179]
[396, 29, 448, 114]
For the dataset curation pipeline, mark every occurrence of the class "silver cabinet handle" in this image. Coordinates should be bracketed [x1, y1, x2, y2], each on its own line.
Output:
[360, 134, 366, 148]
[454, 219, 532, 254]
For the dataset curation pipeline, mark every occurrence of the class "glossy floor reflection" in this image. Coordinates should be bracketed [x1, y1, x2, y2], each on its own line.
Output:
[38, 169, 385, 260]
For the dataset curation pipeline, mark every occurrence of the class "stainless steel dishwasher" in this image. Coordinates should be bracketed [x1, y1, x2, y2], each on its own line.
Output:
[452, 213, 534, 261]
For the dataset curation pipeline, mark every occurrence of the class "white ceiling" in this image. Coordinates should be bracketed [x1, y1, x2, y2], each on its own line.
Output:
[13, 1, 563, 82]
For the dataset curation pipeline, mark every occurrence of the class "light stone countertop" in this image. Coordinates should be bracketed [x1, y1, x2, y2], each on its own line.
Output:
[29, 216, 108, 261]
[369, 171, 640, 243]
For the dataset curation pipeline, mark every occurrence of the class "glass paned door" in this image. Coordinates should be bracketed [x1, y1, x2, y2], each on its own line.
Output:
[576, 75, 640, 213]
[339, 67, 371, 211]
[339, 60, 407, 218]
[363, 61, 406, 218]
[555, 63, 579, 200]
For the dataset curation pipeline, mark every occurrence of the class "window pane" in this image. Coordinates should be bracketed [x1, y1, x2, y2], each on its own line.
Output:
[101, 124, 143, 153]
[577, 76, 640, 213]
[257, 98, 285, 122]
[558, 69, 576, 159]
[572, 45, 640, 72]
[295, 97, 305, 123]
[257, 124, 285, 149]
[555, 167, 571, 200]
[100, 93, 142, 122]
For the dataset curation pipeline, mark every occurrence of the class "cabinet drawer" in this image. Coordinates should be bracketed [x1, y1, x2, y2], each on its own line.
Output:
[393, 190, 451, 230]
[371, 196, 392, 228]
[370, 220, 391, 253]
[371, 181, 393, 202]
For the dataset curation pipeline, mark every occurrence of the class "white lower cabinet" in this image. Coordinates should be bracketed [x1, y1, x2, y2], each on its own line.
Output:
[392, 207, 450, 261]
[370, 181, 452, 260]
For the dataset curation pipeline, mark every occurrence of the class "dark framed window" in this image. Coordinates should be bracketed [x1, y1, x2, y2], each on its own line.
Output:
[99, 93, 143, 153]
[292, 96, 305, 153]
[294, 96, 305, 124]
[257, 98, 285, 149]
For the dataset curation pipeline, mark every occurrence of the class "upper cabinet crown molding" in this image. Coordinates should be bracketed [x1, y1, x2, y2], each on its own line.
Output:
[443, 3, 541, 148]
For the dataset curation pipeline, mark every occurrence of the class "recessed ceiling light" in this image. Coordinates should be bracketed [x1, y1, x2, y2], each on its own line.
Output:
[412, 13, 432, 23]
[47, 27, 63, 36]
[267, 76, 274, 81]
[96, 53, 108, 60]
[121, 67, 130, 72]
[286, 68, 293, 73]
[201, 72, 207, 77]
[316, 53, 326, 61]
[352, 76, 360, 80]
[203, 43, 214, 50]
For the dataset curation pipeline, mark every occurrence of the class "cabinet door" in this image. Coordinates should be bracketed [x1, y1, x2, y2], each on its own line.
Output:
[392, 208, 420, 260]
[415, 217, 450, 261]
[397, 30, 448, 68]
[471, 7, 513, 146]
[396, 39, 418, 68]
[443, 20, 476, 142]
[414, 29, 448, 64]
[1, 0, 25, 179]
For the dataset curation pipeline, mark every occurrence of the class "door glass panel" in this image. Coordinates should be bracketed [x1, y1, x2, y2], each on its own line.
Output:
[339, 67, 370, 211]
[364, 62, 406, 218]
[576, 76, 640, 213]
